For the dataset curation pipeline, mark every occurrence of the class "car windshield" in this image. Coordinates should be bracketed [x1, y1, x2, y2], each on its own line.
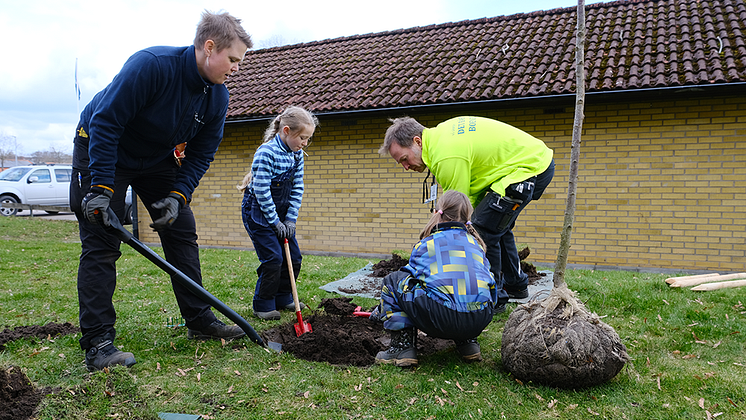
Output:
[0, 167, 32, 182]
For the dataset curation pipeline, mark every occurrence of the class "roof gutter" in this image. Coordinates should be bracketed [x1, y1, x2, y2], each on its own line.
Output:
[225, 82, 746, 124]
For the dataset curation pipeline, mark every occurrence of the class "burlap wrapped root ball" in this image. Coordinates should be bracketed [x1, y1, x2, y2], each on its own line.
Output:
[501, 285, 629, 388]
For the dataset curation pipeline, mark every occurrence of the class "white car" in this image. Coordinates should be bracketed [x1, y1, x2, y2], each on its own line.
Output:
[0, 165, 133, 223]
[0, 165, 73, 216]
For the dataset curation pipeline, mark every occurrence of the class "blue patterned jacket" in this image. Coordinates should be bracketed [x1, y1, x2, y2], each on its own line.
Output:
[400, 222, 497, 312]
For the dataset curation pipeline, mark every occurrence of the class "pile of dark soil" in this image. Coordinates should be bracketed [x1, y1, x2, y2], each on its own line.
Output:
[369, 253, 408, 277]
[518, 247, 547, 283]
[0, 322, 79, 351]
[0, 322, 77, 420]
[261, 297, 454, 367]
[0, 366, 55, 420]
[336, 253, 409, 298]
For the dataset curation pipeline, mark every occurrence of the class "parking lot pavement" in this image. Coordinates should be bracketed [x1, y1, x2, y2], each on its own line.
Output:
[14, 209, 78, 221]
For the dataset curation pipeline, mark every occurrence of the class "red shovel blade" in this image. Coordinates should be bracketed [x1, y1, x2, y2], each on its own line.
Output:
[294, 311, 312, 336]
[353, 306, 371, 317]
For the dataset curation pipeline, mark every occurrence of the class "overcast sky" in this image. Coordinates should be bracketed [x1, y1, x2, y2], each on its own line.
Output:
[0, 0, 613, 156]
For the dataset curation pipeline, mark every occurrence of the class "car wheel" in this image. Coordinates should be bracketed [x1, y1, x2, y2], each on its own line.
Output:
[0, 195, 19, 217]
[124, 203, 133, 225]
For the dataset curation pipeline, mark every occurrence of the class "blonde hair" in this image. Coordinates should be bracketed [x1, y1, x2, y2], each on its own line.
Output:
[194, 10, 253, 52]
[237, 106, 319, 191]
[419, 190, 486, 250]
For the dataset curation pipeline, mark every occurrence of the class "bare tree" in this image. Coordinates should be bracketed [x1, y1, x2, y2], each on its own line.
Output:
[0, 132, 16, 169]
[501, 0, 628, 389]
[31, 147, 72, 165]
[553, 0, 587, 286]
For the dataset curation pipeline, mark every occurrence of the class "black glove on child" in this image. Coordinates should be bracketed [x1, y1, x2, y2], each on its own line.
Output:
[283, 220, 296, 238]
[82, 186, 114, 227]
[271, 221, 289, 239]
[150, 191, 186, 231]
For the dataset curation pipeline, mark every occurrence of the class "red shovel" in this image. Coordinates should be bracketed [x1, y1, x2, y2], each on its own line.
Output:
[353, 306, 371, 317]
[284, 238, 312, 336]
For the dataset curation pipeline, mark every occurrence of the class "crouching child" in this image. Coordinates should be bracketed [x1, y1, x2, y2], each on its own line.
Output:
[373, 190, 497, 367]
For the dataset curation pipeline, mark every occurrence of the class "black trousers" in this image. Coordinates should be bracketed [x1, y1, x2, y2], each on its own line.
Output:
[70, 156, 216, 350]
[472, 160, 555, 300]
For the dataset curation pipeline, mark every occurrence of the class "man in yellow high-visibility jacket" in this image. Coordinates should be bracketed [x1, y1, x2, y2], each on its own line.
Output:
[379, 116, 555, 311]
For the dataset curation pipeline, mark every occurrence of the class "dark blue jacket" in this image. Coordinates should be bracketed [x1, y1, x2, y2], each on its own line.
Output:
[74, 45, 228, 201]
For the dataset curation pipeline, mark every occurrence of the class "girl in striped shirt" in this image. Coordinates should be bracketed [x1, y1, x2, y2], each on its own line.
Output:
[238, 106, 318, 320]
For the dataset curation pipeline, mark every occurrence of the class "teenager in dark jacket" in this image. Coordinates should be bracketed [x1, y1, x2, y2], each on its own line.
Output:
[70, 10, 252, 371]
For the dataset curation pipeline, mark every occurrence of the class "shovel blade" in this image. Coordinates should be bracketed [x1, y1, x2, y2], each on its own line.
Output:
[294, 322, 312, 336]
[294, 313, 313, 336]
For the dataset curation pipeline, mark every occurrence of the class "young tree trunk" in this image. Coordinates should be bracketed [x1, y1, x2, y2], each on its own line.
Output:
[553, 0, 586, 288]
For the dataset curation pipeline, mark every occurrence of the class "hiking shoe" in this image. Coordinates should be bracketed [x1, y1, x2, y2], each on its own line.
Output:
[187, 319, 246, 340]
[254, 310, 281, 320]
[507, 289, 529, 299]
[455, 338, 482, 362]
[85, 339, 136, 372]
[281, 302, 306, 311]
[375, 328, 418, 367]
[494, 303, 506, 314]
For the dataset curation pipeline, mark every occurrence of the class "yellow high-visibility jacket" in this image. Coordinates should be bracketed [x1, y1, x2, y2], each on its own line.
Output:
[422, 116, 554, 207]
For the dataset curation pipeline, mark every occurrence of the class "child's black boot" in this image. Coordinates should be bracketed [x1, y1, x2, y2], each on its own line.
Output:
[375, 327, 418, 367]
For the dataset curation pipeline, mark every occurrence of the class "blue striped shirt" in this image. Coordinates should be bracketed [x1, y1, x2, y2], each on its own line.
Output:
[249, 134, 304, 225]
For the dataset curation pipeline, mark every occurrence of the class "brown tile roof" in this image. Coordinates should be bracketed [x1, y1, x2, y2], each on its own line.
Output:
[226, 0, 746, 120]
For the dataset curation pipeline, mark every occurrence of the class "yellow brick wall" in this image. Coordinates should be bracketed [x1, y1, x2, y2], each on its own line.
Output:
[137, 94, 746, 272]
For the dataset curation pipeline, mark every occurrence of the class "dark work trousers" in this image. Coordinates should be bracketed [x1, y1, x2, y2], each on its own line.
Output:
[472, 160, 555, 301]
[241, 163, 302, 313]
[71, 156, 216, 351]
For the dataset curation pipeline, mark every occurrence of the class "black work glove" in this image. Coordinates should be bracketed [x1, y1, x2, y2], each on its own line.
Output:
[82, 186, 114, 227]
[271, 221, 289, 239]
[368, 305, 384, 322]
[284, 220, 296, 238]
[150, 191, 186, 231]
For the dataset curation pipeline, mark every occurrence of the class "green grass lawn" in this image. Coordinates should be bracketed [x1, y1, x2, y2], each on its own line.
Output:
[1, 216, 745, 419]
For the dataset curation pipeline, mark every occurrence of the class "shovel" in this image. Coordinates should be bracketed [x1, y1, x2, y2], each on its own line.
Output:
[101, 208, 267, 349]
[283, 238, 312, 336]
[353, 306, 371, 317]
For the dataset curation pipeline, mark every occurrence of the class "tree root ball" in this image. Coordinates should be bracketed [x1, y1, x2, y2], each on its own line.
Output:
[501, 286, 629, 389]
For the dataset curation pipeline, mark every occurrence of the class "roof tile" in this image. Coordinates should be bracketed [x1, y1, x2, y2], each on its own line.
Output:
[227, 0, 746, 119]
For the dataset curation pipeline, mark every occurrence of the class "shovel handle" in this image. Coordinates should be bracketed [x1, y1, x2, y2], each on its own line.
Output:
[284, 239, 302, 313]
[104, 208, 266, 348]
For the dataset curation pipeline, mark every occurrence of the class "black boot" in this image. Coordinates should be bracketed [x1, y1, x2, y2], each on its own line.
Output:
[187, 319, 246, 341]
[375, 327, 418, 367]
[85, 336, 136, 372]
[454, 338, 482, 362]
